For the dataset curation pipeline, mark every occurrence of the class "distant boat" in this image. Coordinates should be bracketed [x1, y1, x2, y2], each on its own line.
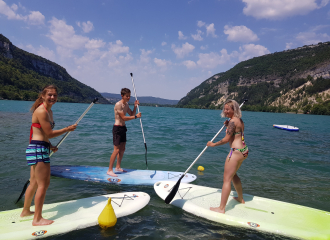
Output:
[273, 124, 299, 131]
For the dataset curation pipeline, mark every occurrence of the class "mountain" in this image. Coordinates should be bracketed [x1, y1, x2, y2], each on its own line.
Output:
[0, 34, 108, 104]
[178, 42, 330, 115]
[101, 92, 179, 105]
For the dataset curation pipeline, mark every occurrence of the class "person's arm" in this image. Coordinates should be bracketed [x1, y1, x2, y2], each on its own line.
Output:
[207, 120, 235, 147]
[36, 109, 77, 139]
[118, 101, 141, 121]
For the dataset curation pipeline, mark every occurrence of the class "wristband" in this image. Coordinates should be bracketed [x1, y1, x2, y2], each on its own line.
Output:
[135, 115, 137, 119]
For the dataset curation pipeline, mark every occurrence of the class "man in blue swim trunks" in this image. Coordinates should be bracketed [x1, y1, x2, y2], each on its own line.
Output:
[107, 88, 141, 177]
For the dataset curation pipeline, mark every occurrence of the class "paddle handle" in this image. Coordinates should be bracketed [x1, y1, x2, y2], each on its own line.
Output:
[49, 98, 98, 157]
[182, 100, 247, 175]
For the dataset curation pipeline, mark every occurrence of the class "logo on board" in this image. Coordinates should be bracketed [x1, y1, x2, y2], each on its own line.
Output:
[107, 178, 121, 183]
[247, 222, 260, 228]
[32, 230, 47, 237]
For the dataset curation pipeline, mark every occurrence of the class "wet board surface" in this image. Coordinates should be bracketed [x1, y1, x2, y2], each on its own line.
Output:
[154, 181, 330, 240]
[51, 165, 197, 185]
[0, 192, 150, 240]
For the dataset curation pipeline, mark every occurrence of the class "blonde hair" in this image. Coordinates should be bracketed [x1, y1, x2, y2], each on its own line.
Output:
[30, 85, 58, 112]
[221, 99, 242, 118]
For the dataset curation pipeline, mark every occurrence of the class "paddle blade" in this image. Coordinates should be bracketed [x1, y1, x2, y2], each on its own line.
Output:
[144, 143, 148, 167]
[15, 180, 30, 204]
[165, 175, 184, 204]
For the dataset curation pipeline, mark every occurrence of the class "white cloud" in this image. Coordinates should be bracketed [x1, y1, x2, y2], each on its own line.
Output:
[197, 20, 205, 27]
[285, 42, 294, 50]
[171, 42, 195, 58]
[238, 44, 270, 61]
[0, 0, 25, 20]
[24, 44, 56, 62]
[140, 49, 153, 63]
[224, 25, 259, 42]
[161, 41, 167, 46]
[191, 29, 203, 41]
[109, 40, 129, 54]
[183, 60, 197, 69]
[206, 23, 217, 37]
[154, 58, 171, 70]
[48, 17, 89, 50]
[178, 31, 188, 40]
[27, 11, 45, 25]
[11, 3, 17, 11]
[296, 31, 330, 45]
[85, 39, 106, 49]
[196, 49, 232, 69]
[77, 21, 94, 33]
[200, 45, 208, 50]
[242, 0, 330, 20]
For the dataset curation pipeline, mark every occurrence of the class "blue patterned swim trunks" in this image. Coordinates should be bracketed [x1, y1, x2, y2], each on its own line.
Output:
[26, 140, 50, 166]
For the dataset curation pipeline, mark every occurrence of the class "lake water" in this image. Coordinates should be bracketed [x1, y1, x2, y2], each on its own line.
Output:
[0, 100, 329, 239]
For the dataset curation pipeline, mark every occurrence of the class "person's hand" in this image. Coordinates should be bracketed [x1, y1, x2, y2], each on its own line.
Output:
[134, 100, 140, 107]
[136, 112, 142, 118]
[50, 146, 58, 153]
[224, 120, 229, 126]
[67, 124, 77, 132]
[207, 141, 215, 147]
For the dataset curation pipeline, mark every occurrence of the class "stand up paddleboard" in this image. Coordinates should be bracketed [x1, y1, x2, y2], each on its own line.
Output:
[273, 124, 299, 131]
[0, 192, 150, 240]
[154, 181, 330, 240]
[51, 165, 196, 185]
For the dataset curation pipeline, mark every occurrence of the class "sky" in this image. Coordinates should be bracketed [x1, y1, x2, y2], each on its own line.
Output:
[0, 0, 330, 100]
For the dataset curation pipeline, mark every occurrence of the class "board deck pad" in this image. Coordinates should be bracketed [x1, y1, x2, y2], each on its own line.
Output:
[154, 181, 330, 240]
[51, 165, 196, 185]
[0, 192, 150, 240]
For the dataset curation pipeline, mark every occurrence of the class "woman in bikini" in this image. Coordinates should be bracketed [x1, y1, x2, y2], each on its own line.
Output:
[207, 99, 248, 214]
[20, 85, 77, 226]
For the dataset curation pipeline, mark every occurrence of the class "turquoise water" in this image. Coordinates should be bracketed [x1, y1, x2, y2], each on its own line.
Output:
[0, 100, 329, 239]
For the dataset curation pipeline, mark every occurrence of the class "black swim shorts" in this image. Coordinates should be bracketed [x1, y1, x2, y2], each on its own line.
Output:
[113, 125, 127, 146]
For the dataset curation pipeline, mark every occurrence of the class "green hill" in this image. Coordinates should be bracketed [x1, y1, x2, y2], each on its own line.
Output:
[177, 41, 330, 115]
[0, 34, 108, 104]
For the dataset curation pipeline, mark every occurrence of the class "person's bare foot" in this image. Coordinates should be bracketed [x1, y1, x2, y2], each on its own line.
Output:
[20, 208, 34, 217]
[233, 197, 245, 204]
[210, 207, 225, 214]
[115, 168, 127, 172]
[32, 218, 54, 226]
[107, 170, 118, 177]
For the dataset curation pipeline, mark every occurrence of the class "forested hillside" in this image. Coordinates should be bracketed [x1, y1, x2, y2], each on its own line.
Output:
[0, 34, 108, 104]
[177, 42, 330, 115]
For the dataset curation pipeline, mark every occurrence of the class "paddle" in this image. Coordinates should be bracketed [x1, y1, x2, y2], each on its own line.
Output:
[164, 99, 248, 204]
[15, 98, 98, 203]
[130, 73, 148, 168]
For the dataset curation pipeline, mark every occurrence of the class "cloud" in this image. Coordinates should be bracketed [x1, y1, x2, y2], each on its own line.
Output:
[109, 40, 129, 54]
[242, 0, 330, 20]
[85, 39, 106, 49]
[206, 23, 217, 37]
[140, 49, 153, 63]
[191, 29, 204, 41]
[183, 60, 197, 69]
[224, 25, 259, 42]
[296, 31, 330, 45]
[25, 44, 56, 62]
[200, 45, 208, 50]
[237, 44, 270, 61]
[161, 41, 167, 46]
[0, 1, 44, 24]
[77, 21, 94, 33]
[285, 42, 294, 50]
[27, 11, 45, 25]
[178, 31, 188, 40]
[196, 49, 232, 69]
[197, 20, 205, 27]
[171, 42, 195, 58]
[154, 58, 171, 70]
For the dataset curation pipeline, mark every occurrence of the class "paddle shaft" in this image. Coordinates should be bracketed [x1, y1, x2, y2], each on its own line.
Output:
[49, 98, 98, 157]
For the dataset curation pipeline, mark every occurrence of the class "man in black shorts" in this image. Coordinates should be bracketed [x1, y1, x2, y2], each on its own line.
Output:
[107, 88, 141, 177]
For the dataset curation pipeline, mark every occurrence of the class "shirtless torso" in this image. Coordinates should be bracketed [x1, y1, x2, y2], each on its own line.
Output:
[114, 100, 131, 126]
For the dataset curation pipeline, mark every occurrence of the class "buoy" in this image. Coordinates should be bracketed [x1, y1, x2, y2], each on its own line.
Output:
[98, 197, 117, 229]
[197, 166, 204, 171]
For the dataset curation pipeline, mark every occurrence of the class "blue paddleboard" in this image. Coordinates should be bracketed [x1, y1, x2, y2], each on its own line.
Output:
[51, 165, 197, 185]
[273, 124, 299, 131]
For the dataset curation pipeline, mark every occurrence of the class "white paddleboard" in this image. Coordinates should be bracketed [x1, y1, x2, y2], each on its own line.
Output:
[154, 181, 330, 240]
[0, 192, 150, 240]
[273, 124, 299, 131]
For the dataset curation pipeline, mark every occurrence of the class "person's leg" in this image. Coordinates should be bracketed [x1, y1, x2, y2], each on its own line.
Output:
[32, 162, 53, 226]
[107, 145, 120, 177]
[115, 142, 126, 172]
[210, 151, 243, 214]
[232, 158, 246, 203]
[20, 166, 38, 217]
